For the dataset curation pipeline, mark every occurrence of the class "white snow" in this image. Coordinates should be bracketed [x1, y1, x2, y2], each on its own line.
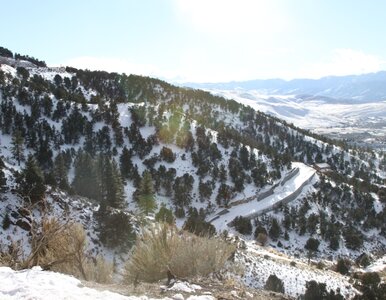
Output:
[161, 282, 202, 293]
[365, 254, 386, 273]
[238, 241, 359, 299]
[0, 267, 215, 300]
[209, 88, 386, 131]
[211, 162, 316, 231]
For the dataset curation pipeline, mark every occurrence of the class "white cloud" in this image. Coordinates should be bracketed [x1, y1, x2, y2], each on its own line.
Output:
[172, 0, 289, 36]
[296, 49, 386, 79]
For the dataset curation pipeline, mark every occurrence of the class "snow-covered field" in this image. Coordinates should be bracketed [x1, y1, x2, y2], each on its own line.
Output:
[0, 267, 215, 300]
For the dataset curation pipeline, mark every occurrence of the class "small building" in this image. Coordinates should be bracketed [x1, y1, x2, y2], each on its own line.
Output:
[314, 163, 331, 173]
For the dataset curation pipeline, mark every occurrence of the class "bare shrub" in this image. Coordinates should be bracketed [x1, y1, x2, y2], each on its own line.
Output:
[83, 255, 114, 284]
[0, 241, 23, 269]
[124, 223, 235, 283]
[256, 233, 268, 246]
[1, 216, 113, 283]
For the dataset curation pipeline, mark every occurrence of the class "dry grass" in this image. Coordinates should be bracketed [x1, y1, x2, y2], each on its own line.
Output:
[0, 241, 23, 269]
[26, 218, 114, 283]
[83, 255, 114, 284]
[1, 217, 113, 283]
[124, 223, 235, 283]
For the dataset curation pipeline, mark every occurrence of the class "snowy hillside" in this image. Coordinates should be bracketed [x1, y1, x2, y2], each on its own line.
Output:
[1, 48, 386, 300]
[207, 89, 386, 150]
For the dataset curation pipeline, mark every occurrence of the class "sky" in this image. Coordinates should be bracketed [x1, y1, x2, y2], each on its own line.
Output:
[1, 0, 386, 83]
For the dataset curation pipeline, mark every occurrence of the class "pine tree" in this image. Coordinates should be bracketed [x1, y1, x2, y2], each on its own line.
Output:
[19, 154, 46, 204]
[216, 183, 233, 207]
[72, 151, 100, 201]
[239, 145, 250, 170]
[100, 157, 125, 210]
[98, 210, 136, 249]
[155, 205, 175, 224]
[269, 218, 281, 240]
[119, 146, 134, 180]
[11, 130, 24, 165]
[2, 213, 11, 230]
[136, 170, 156, 215]
[53, 152, 70, 190]
[305, 237, 320, 263]
[0, 157, 7, 193]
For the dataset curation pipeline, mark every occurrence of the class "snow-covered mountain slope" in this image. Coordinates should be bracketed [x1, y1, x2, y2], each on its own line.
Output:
[207, 88, 386, 149]
[237, 240, 359, 299]
[0, 59, 385, 257]
[1, 51, 386, 300]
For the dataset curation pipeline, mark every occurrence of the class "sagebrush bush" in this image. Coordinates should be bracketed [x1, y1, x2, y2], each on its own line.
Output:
[124, 223, 235, 283]
[25, 217, 113, 283]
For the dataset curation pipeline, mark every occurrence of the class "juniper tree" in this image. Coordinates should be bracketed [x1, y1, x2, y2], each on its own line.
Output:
[72, 150, 100, 201]
[305, 237, 320, 263]
[0, 157, 7, 192]
[119, 146, 134, 181]
[18, 154, 46, 204]
[216, 183, 233, 207]
[11, 130, 24, 165]
[99, 156, 125, 210]
[155, 204, 175, 225]
[53, 152, 70, 191]
[269, 218, 281, 240]
[135, 170, 156, 215]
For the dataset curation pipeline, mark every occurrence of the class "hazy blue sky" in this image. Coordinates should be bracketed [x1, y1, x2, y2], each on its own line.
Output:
[1, 0, 386, 82]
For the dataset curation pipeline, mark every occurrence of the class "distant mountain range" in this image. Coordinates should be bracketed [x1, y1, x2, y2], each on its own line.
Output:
[184, 71, 386, 103]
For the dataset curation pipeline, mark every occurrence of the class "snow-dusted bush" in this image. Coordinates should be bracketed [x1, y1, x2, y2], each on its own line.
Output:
[124, 223, 235, 283]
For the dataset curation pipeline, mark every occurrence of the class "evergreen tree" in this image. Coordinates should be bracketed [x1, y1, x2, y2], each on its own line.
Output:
[18, 154, 46, 204]
[173, 173, 194, 207]
[2, 213, 11, 230]
[199, 179, 213, 201]
[239, 145, 250, 170]
[100, 156, 125, 210]
[183, 208, 216, 236]
[72, 151, 100, 201]
[11, 130, 24, 165]
[53, 152, 70, 190]
[264, 274, 285, 294]
[336, 258, 350, 275]
[305, 237, 320, 263]
[119, 146, 134, 180]
[269, 218, 281, 240]
[136, 170, 157, 215]
[216, 183, 233, 207]
[303, 280, 344, 300]
[233, 216, 252, 235]
[155, 205, 175, 224]
[98, 210, 136, 250]
[0, 157, 7, 193]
